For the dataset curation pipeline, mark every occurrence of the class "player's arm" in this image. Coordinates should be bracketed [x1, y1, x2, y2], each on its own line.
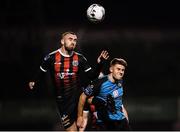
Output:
[78, 110, 89, 131]
[122, 105, 129, 122]
[77, 92, 87, 129]
[28, 54, 51, 90]
[80, 50, 109, 80]
[28, 68, 46, 89]
[88, 50, 109, 79]
[77, 80, 97, 129]
[87, 78, 107, 108]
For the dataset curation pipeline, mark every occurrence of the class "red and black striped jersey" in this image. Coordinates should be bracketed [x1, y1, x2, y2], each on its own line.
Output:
[40, 49, 92, 96]
[39, 49, 103, 113]
[36, 48, 104, 114]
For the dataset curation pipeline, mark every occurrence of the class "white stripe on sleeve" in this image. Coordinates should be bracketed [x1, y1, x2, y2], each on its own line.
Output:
[40, 66, 47, 72]
[84, 67, 92, 72]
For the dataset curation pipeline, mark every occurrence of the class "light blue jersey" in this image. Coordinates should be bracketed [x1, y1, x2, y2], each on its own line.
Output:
[84, 75, 126, 121]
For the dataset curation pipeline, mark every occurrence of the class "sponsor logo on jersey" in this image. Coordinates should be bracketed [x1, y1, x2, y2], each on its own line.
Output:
[57, 69, 75, 79]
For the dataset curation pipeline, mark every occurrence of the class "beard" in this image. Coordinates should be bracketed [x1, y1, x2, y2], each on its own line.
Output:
[64, 45, 75, 52]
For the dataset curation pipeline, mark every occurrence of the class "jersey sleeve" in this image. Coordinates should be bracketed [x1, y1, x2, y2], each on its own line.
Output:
[83, 84, 94, 96]
[83, 77, 106, 97]
[40, 54, 52, 72]
[79, 54, 92, 72]
[31, 54, 52, 83]
[79, 54, 104, 80]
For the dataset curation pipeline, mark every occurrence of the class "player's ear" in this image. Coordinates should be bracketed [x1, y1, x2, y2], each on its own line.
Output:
[109, 66, 113, 73]
[61, 39, 64, 45]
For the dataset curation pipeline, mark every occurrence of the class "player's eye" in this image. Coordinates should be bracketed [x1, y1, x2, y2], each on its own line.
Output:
[69, 38, 73, 40]
[74, 39, 77, 43]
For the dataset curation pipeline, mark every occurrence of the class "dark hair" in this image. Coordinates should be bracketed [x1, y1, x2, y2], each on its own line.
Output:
[110, 58, 127, 67]
[61, 31, 76, 38]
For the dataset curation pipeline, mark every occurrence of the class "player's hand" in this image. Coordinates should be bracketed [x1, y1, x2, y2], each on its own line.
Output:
[29, 81, 35, 90]
[77, 116, 84, 129]
[97, 50, 109, 63]
[78, 111, 89, 131]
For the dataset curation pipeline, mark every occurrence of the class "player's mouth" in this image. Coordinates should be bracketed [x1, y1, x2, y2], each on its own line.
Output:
[70, 44, 75, 47]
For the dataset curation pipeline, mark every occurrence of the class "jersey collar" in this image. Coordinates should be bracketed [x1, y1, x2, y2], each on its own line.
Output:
[58, 48, 74, 57]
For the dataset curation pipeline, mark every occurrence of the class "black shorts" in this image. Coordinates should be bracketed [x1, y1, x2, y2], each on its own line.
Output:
[58, 111, 76, 129]
[56, 99, 77, 129]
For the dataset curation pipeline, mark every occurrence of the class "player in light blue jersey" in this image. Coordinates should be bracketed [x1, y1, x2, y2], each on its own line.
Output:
[77, 58, 131, 131]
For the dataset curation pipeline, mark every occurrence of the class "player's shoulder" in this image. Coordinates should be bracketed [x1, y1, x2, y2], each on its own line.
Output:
[99, 75, 108, 81]
[43, 49, 58, 61]
[99, 75, 108, 83]
[74, 51, 83, 56]
[49, 49, 59, 56]
[85, 76, 108, 96]
[74, 51, 87, 60]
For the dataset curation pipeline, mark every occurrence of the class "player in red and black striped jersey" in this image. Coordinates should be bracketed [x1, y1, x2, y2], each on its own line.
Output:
[28, 31, 109, 131]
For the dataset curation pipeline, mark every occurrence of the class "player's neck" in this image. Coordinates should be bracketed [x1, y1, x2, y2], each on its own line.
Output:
[108, 74, 115, 83]
[60, 47, 73, 56]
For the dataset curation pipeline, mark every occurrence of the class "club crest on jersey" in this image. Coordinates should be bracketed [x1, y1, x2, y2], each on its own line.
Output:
[72, 60, 78, 66]
[118, 82, 122, 87]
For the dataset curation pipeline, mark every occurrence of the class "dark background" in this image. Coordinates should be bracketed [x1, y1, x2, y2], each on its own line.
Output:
[0, 0, 180, 130]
